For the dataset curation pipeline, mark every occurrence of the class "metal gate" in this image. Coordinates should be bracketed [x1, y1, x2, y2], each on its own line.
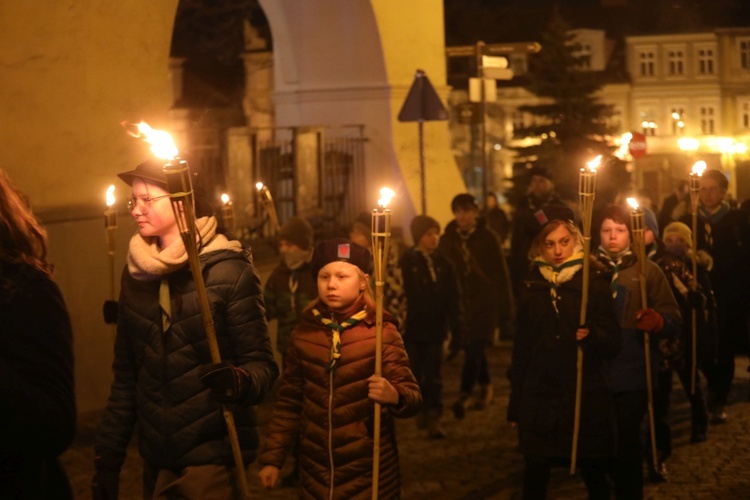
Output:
[250, 125, 366, 239]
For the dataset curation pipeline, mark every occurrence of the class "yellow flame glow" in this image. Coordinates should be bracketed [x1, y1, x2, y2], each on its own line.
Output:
[221, 193, 230, 204]
[378, 187, 395, 208]
[106, 185, 115, 207]
[626, 197, 639, 210]
[691, 161, 707, 176]
[586, 155, 603, 172]
[129, 122, 179, 160]
[255, 182, 264, 191]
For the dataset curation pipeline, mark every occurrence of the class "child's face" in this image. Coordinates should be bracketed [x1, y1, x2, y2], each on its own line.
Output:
[279, 240, 303, 253]
[663, 234, 689, 257]
[600, 218, 631, 254]
[418, 228, 440, 252]
[453, 207, 477, 231]
[317, 261, 366, 311]
[541, 224, 574, 266]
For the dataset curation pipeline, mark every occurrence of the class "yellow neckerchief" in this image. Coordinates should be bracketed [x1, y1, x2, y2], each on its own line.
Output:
[312, 306, 369, 374]
[533, 249, 584, 314]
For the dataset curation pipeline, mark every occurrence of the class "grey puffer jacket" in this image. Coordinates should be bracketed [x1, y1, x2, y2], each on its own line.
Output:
[96, 248, 279, 468]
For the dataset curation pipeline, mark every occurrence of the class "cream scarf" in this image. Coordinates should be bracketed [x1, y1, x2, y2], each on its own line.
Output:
[127, 215, 242, 281]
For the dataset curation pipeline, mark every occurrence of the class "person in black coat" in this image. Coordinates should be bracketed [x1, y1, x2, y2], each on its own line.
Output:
[679, 169, 750, 423]
[510, 166, 565, 294]
[508, 204, 621, 499]
[439, 194, 514, 419]
[93, 158, 278, 499]
[400, 215, 463, 439]
[0, 168, 76, 499]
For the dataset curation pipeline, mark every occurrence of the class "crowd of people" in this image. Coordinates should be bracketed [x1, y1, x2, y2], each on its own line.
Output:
[1, 158, 749, 499]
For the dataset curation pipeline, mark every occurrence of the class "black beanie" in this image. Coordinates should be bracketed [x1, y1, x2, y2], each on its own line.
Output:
[310, 238, 372, 278]
[451, 193, 478, 212]
[410, 215, 440, 244]
[279, 217, 314, 251]
[533, 203, 574, 229]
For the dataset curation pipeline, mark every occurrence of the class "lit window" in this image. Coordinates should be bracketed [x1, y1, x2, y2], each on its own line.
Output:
[740, 39, 750, 70]
[667, 49, 685, 76]
[670, 108, 686, 135]
[697, 48, 715, 75]
[639, 51, 655, 76]
[740, 100, 750, 129]
[700, 106, 715, 135]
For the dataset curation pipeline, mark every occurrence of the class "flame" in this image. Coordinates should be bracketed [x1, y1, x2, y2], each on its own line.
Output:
[106, 185, 115, 207]
[126, 121, 179, 160]
[378, 187, 395, 208]
[626, 197, 639, 210]
[221, 193, 230, 205]
[255, 182, 264, 191]
[586, 155, 602, 172]
[691, 161, 707, 177]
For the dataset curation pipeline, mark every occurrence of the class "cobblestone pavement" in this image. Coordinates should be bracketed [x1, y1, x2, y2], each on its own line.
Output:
[63, 340, 750, 499]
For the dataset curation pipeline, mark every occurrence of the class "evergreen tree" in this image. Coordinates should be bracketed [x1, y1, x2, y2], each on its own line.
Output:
[511, 10, 616, 200]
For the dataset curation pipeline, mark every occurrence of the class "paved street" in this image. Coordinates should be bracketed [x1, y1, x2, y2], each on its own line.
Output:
[65, 340, 750, 499]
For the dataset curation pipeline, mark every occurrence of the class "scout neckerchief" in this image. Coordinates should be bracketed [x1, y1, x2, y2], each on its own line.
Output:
[698, 201, 730, 250]
[418, 248, 437, 282]
[597, 247, 633, 299]
[458, 225, 477, 277]
[533, 249, 584, 315]
[312, 306, 369, 374]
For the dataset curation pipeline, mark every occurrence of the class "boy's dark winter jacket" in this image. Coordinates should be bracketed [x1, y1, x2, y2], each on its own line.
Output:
[399, 247, 463, 343]
[438, 218, 514, 341]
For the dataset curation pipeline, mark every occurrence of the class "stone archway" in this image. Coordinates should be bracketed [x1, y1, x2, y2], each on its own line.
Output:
[258, 0, 465, 228]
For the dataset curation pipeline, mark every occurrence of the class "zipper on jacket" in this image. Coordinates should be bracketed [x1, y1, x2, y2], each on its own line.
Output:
[328, 367, 335, 500]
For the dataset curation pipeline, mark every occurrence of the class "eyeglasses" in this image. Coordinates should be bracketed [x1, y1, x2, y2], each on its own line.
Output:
[127, 194, 171, 213]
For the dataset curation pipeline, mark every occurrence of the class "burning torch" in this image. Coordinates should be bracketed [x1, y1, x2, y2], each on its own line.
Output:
[255, 182, 280, 233]
[220, 193, 235, 235]
[627, 196, 659, 470]
[131, 122, 251, 499]
[370, 186, 394, 499]
[689, 161, 706, 395]
[571, 154, 601, 474]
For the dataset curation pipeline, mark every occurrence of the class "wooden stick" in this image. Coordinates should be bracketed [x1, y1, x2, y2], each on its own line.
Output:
[633, 214, 659, 470]
[165, 160, 251, 499]
[371, 208, 391, 499]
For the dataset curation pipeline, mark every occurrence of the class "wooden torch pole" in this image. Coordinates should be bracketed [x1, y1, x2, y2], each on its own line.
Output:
[688, 161, 705, 395]
[370, 188, 392, 499]
[164, 158, 251, 499]
[628, 198, 659, 470]
[571, 155, 601, 474]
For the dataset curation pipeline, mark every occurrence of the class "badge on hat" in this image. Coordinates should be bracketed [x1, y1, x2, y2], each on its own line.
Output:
[534, 209, 549, 226]
[337, 243, 351, 259]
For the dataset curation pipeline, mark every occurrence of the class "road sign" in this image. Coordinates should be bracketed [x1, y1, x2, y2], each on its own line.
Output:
[629, 132, 647, 159]
[445, 41, 542, 58]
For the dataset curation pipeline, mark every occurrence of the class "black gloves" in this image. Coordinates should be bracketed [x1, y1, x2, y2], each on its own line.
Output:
[92, 452, 124, 500]
[103, 300, 118, 324]
[200, 362, 250, 404]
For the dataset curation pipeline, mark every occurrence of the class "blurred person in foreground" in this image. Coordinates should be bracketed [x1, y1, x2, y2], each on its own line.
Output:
[0, 167, 76, 498]
[93, 158, 278, 499]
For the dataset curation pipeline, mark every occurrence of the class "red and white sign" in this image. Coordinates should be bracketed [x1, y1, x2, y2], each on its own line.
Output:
[628, 132, 647, 159]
